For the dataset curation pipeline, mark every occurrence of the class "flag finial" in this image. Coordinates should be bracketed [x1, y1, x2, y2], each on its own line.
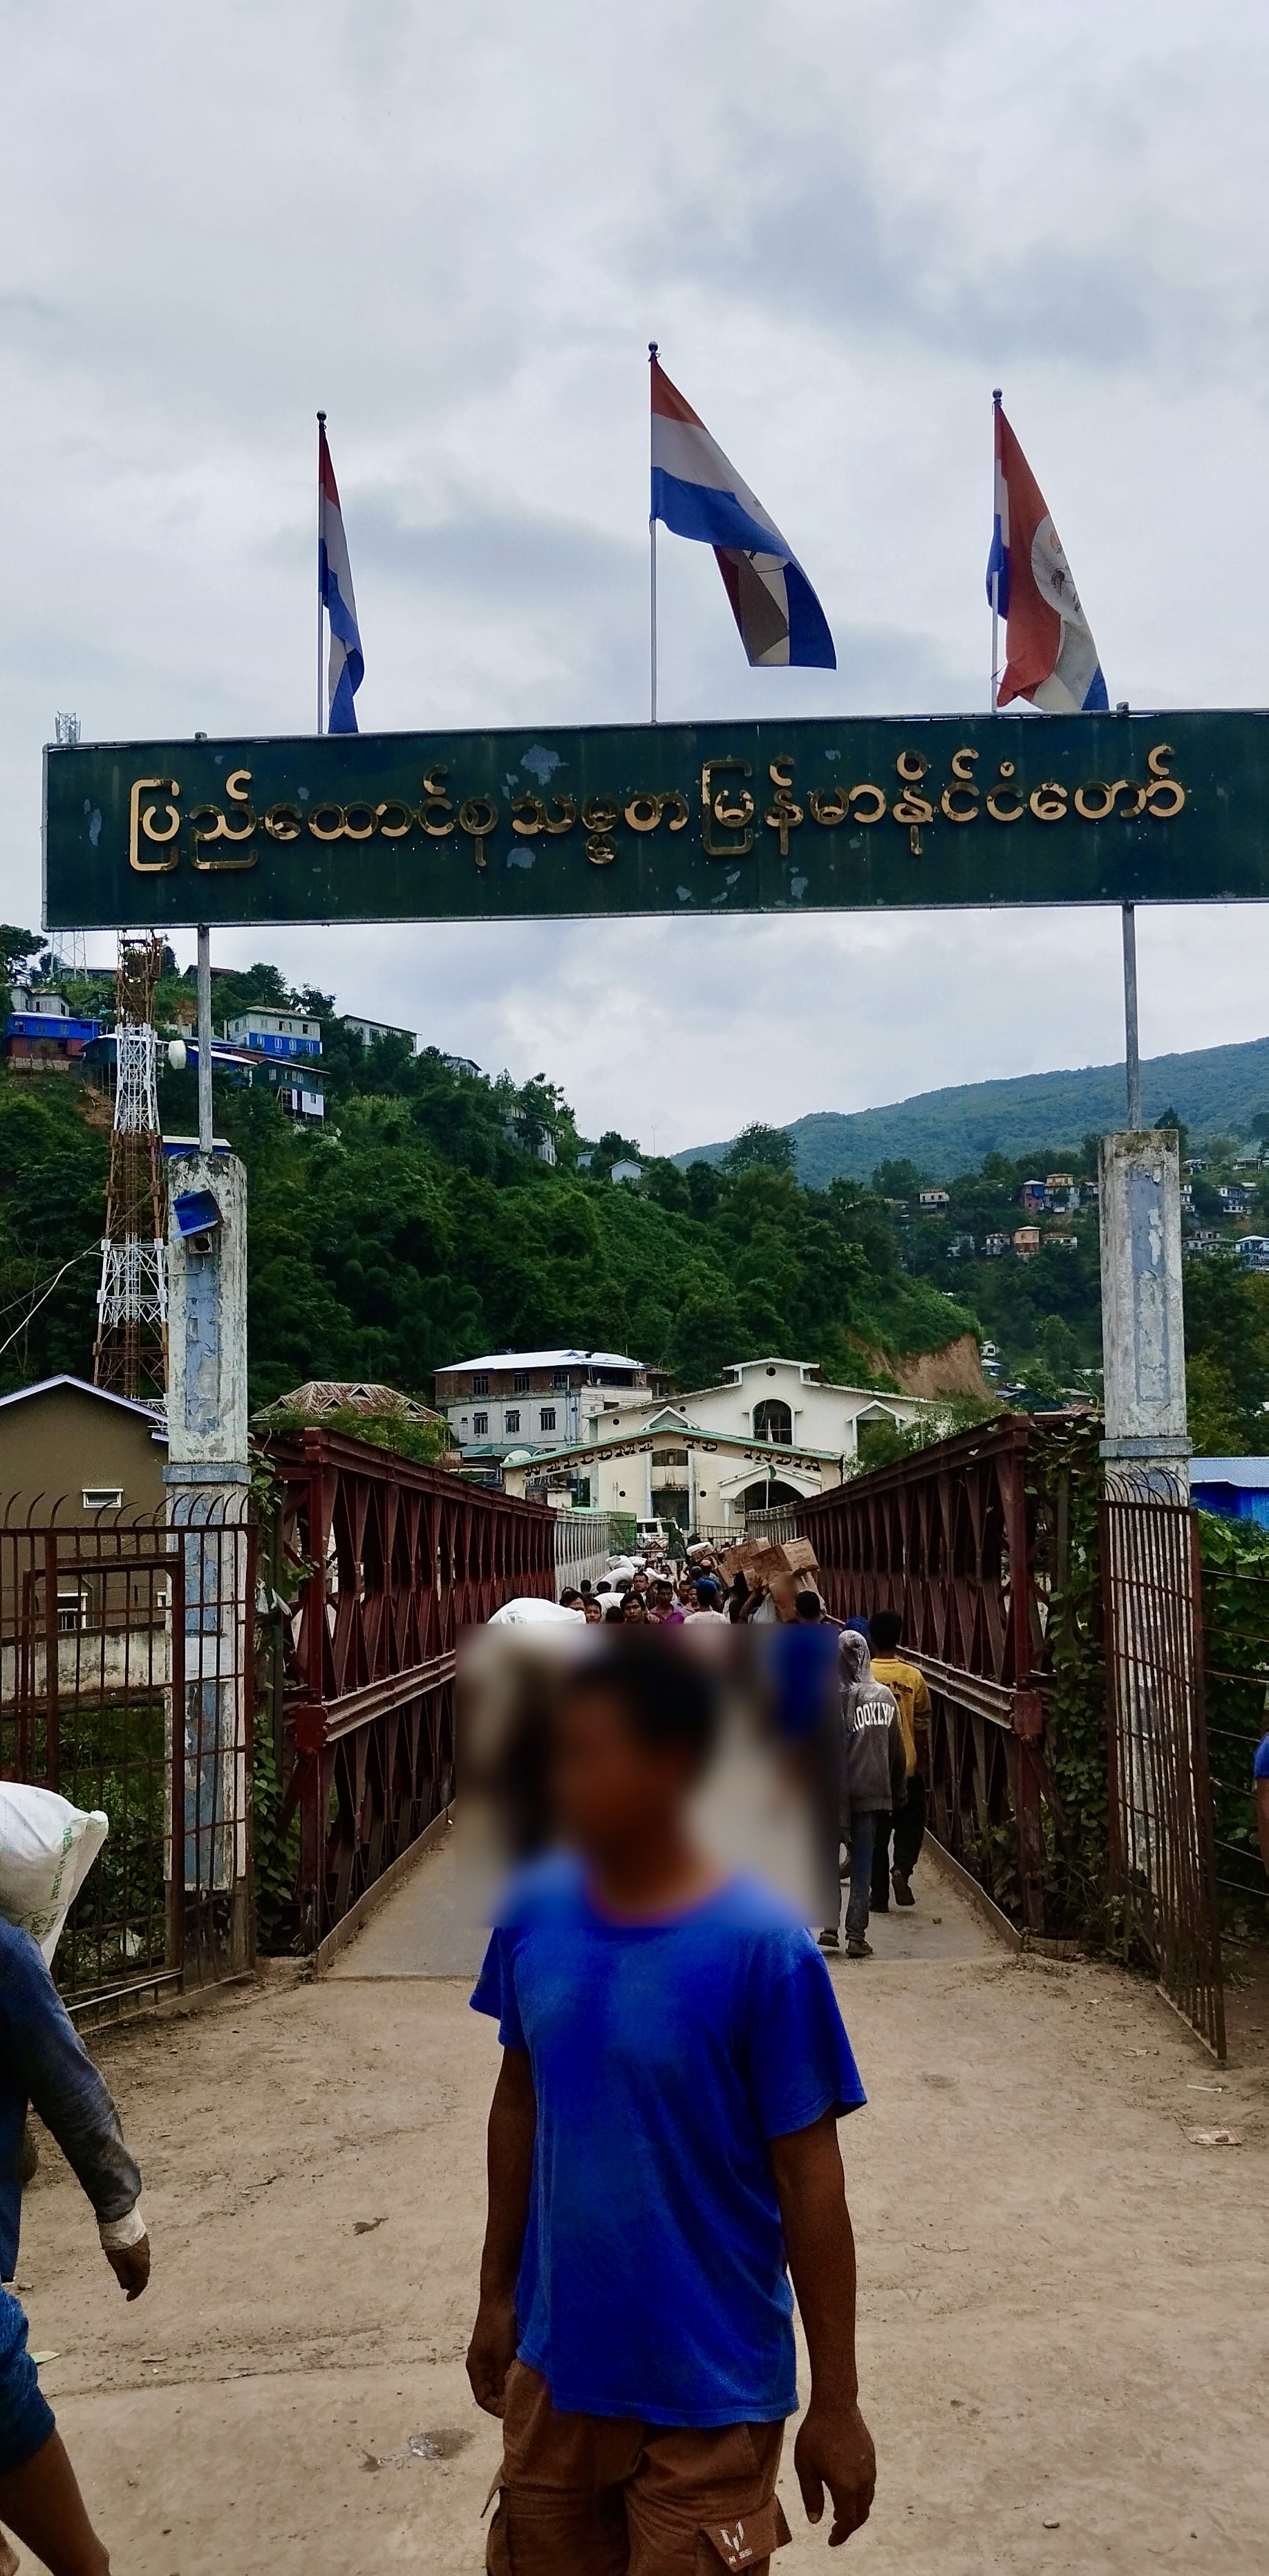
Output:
[317, 409, 326, 423]
[992, 387, 1002, 405]
[648, 342, 659, 361]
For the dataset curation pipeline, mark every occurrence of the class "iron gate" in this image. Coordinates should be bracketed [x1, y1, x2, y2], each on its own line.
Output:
[1100, 1480, 1224, 2059]
[0, 1503, 253, 2013]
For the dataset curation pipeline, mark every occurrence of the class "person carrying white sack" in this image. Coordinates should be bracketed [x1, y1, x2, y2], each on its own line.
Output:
[0, 1805, 149, 2575]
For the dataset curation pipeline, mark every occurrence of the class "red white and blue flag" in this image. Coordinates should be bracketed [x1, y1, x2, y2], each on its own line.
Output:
[986, 397, 1107, 713]
[318, 417, 364, 734]
[650, 355, 835, 669]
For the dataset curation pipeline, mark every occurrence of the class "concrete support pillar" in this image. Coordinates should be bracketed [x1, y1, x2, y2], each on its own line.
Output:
[162, 1151, 252, 1964]
[1098, 1129, 1190, 1496]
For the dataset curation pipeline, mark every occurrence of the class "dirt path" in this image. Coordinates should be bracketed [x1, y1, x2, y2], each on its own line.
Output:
[10, 1840, 1266, 2575]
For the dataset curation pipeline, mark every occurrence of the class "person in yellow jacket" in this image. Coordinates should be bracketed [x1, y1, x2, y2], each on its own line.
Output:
[866, 1610, 932, 1909]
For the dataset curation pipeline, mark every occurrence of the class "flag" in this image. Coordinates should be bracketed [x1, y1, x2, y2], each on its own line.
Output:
[650, 355, 835, 669]
[318, 417, 364, 734]
[988, 397, 1107, 713]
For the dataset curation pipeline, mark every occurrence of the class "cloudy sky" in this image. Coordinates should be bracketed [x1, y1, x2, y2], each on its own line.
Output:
[4, 1, 1269, 1153]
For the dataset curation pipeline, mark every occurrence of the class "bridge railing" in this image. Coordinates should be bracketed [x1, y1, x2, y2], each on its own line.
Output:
[257, 1429, 554, 1953]
[794, 1413, 1102, 1937]
[552, 1509, 630, 1592]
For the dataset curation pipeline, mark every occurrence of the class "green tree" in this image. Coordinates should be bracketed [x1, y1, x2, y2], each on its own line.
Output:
[724, 1122, 796, 1177]
[872, 1158, 925, 1201]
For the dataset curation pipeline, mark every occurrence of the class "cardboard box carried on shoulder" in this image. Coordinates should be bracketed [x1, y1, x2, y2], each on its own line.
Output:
[718, 1534, 818, 1587]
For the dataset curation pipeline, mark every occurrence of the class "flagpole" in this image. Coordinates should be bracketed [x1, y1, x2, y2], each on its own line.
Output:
[990, 387, 1002, 711]
[648, 343, 659, 725]
[316, 411, 326, 737]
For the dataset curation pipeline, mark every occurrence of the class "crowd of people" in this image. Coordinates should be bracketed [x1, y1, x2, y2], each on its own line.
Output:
[560, 1537, 933, 1962]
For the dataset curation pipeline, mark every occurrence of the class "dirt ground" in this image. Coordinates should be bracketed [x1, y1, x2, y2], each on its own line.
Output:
[8, 1845, 1267, 2576]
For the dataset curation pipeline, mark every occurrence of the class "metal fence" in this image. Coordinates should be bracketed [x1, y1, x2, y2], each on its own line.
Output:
[1194, 1534, 1269, 1950]
[0, 1498, 253, 2015]
[795, 1415, 1066, 1934]
[1100, 1480, 1224, 2058]
[258, 1428, 554, 1953]
[552, 1510, 632, 1591]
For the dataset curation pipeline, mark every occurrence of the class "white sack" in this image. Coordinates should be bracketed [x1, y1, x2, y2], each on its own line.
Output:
[0, 1783, 109, 1964]
[487, 1596, 585, 1627]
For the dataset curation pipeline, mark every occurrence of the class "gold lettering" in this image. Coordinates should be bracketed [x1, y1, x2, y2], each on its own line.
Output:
[581, 800, 618, 868]
[458, 796, 498, 869]
[128, 776, 181, 874]
[986, 761, 1024, 824]
[374, 800, 413, 838]
[1028, 782, 1068, 822]
[1145, 744, 1186, 819]
[701, 760, 753, 857]
[189, 782, 258, 869]
[512, 795, 547, 835]
[264, 803, 301, 840]
[950, 747, 978, 782]
[1074, 778, 1138, 820]
[307, 802, 347, 843]
[622, 790, 690, 835]
[764, 759, 803, 858]
[892, 751, 933, 852]
[847, 784, 887, 824]
[808, 787, 849, 826]
[419, 768, 455, 836]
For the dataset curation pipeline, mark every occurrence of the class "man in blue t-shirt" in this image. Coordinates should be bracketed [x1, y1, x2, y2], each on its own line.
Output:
[467, 1631, 875, 2575]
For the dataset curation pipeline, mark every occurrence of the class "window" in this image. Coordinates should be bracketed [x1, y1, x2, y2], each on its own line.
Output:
[82, 1486, 123, 1511]
[540, 1407, 556, 1432]
[505, 1409, 520, 1433]
[514, 1371, 529, 1393]
[472, 1411, 489, 1436]
[472, 1373, 489, 1397]
[553, 1372, 569, 1391]
[753, 1400, 793, 1445]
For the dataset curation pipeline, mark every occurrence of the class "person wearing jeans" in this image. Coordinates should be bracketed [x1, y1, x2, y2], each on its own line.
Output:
[823, 1633, 907, 1960]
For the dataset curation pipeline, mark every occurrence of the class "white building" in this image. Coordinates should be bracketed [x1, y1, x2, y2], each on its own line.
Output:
[225, 1010, 321, 1060]
[434, 1348, 668, 1463]
[342, 1015, 417, 1050]
[499, 1355, 939, 1532]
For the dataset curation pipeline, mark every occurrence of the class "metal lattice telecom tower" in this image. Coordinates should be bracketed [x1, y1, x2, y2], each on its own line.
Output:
[93, 933, 167, 1399]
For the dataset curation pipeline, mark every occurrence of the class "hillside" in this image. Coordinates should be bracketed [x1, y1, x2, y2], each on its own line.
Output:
[675, 1035, 1269, 1187]
[0, 954, 977, 1410]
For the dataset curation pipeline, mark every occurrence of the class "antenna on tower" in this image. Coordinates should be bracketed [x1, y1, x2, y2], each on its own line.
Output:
[93, 933, 168, 1402]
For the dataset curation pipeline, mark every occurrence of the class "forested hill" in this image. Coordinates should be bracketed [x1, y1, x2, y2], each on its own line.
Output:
[677, 1035, 1269, 1187]
[0, 956, 975, 1412]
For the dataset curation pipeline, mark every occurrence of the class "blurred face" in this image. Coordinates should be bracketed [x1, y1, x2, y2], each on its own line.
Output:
[622, 1593, 648, 1621]
[552, 1685, 690, 1857]
[583, 1598, 603, 1623]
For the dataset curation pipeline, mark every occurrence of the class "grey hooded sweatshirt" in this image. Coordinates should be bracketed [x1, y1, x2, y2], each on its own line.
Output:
[837, 1630, 908, 1823]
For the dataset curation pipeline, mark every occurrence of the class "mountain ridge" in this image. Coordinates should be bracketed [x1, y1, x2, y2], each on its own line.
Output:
[673, 1035, 1269, 1188]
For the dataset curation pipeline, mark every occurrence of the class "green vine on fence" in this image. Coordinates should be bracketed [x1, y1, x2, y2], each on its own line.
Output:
[1024, 1416, 1109, 1942]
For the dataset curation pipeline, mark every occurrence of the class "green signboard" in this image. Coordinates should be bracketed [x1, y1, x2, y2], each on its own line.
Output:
[40, 708, 1269, 929]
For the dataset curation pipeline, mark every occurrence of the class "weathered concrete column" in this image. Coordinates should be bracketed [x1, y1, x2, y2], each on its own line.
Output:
[1098, 1128, 1190, 1496]
[162, 1151, 252, 1966]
